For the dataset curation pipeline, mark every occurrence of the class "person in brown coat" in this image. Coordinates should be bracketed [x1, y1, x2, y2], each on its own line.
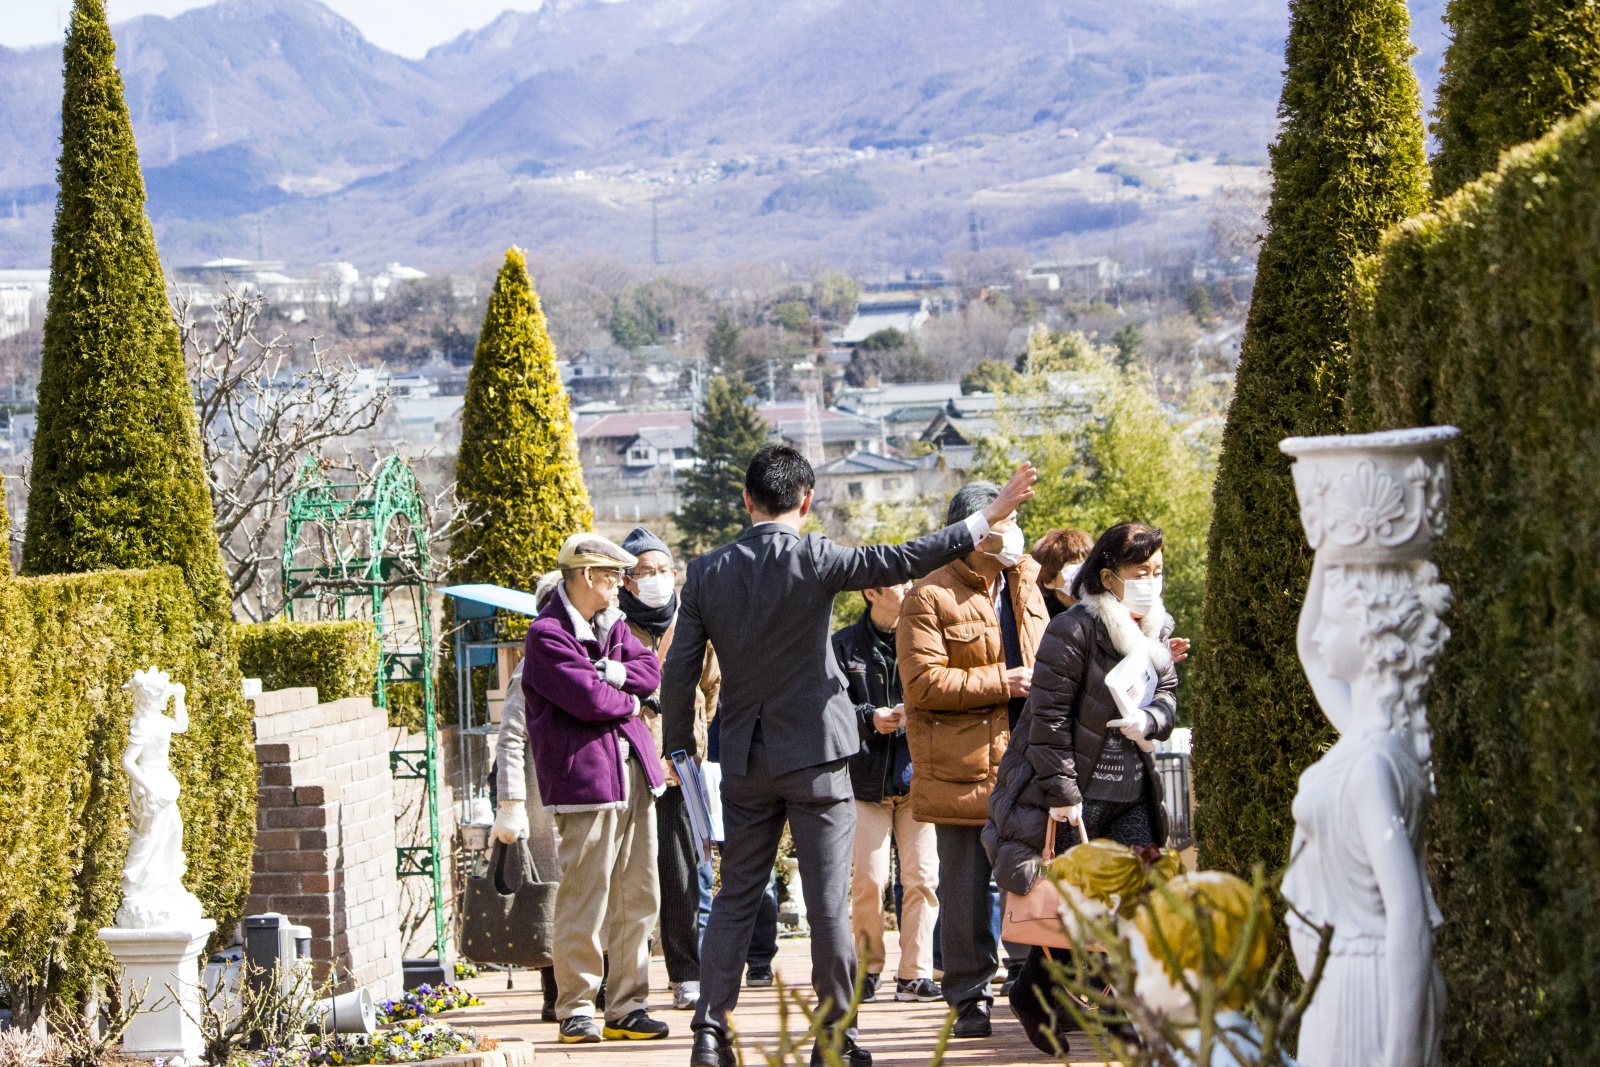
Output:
[898, 482, 1049, 1038]
[984, 521, 1179, 1053]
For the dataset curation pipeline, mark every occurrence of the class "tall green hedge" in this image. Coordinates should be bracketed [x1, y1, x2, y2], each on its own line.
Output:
[0, 567, 256, 1015]
[1348, 100, 1600, 1065]
[237, 620, 379, 703]
[22, 0, 228, 621]
[1190, 0, 1430, 878]
[1430, 0, 1600, 197]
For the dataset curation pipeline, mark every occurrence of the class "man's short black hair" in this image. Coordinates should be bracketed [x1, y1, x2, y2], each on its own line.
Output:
[745, 445, 815, 516]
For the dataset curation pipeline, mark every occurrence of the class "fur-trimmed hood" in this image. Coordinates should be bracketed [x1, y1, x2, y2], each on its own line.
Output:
[1080, 591, 1173, 671]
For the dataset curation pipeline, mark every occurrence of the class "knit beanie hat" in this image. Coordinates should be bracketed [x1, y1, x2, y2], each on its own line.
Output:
[621, 525, 673, 561]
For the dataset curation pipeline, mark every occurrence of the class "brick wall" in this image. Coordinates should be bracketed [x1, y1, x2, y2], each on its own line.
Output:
[247, 687, 405, 998]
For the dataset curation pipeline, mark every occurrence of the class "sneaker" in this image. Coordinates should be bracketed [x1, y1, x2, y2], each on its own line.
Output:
[746, 966, 774, 988]
[894, 978, 941, 1002]
[558, 1016, 602, 1043]
[951, 1001, 992, 1039]
[672, 981, 701, 1011]
[860, 973, 880, 1003]
[602, 1009, 670, 1041]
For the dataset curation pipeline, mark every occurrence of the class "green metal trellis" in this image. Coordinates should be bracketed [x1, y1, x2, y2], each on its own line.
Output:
[281, 454, 446, 962]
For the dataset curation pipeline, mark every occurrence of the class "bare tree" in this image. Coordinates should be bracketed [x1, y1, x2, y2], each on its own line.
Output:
[175, 285, 392, 621]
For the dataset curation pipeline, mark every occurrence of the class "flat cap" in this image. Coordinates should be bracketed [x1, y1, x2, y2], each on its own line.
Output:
[556, 532, 637, 571]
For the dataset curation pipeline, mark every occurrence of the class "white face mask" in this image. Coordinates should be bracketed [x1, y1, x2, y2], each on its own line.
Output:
[988, 525, 1025, 568]
[1058, 563, 1082, 592]
[1118, 575, 1163, 616]
[632, 573, 676, 608]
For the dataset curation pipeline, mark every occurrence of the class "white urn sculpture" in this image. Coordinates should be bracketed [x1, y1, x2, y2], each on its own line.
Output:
[98, 667, 216, 1065]
[1277, 427, 1456, 1067]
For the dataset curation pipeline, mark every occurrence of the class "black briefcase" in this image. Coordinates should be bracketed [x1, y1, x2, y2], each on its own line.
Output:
[460, 841, 556, 969]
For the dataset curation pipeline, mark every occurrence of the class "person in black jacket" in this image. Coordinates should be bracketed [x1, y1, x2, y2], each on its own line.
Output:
[833, 583, 942, 1006]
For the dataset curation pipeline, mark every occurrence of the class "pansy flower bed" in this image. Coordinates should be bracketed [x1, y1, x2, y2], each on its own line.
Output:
[376, 984, 482, 1022]
[307, 1019, 483, 1065]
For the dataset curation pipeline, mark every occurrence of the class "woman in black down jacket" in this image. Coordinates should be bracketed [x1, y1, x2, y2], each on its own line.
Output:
[982, 522, 1183, 1053]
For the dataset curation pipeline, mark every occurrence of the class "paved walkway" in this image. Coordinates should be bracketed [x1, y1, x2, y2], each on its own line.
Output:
[448, 935, 1111, 1066]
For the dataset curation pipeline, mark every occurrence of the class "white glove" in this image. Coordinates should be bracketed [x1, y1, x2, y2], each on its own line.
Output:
[1049, 804, 1083, 825]
[490, 800, 529, 844]
[596, 658, 627, 688]
[1106, 709, 1154, 741]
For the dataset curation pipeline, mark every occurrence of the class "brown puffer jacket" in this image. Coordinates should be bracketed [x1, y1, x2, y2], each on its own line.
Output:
[899, 555, 1049, 825]
[984, 594, 1177, 896]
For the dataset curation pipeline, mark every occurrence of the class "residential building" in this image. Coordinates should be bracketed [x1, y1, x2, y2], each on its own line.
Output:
[0, 269, 48, 340]
[835, 297, 930, 347]
[1027, 258, 1120, 294]
[813, 451, 919, 506]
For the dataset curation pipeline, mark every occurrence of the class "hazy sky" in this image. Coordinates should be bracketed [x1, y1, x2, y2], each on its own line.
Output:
[0, 0, 555, 57]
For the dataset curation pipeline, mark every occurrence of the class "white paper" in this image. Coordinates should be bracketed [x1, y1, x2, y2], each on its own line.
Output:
[1104, 651, 1159, 753]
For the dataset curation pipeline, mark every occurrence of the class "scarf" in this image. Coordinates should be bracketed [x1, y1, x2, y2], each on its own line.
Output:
[619, 588, 678, 637]
[1081, 591, 1173, 671]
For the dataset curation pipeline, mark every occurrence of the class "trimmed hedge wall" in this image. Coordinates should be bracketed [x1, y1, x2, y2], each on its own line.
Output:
[1348, 99, 1600, 1065]
[0, 566, 256, 1011]
[237, 619, 379, 704]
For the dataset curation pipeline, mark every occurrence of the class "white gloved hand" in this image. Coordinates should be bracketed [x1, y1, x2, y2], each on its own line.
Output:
[596, 658, 627, 688]
[490, 800, 529, 844]
[1049, 803, 1083, 825]
[1106, 709, 1154, 741]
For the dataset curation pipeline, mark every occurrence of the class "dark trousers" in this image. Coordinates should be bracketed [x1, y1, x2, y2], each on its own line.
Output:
[657, 786, 702, 984]
[934, 823, 997, 1012]
[749, 878, 779, 969]
[694, 742, 856, 1038]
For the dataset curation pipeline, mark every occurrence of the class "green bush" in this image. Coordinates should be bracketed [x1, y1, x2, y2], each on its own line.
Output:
[1189, 0, 1429, 881]
[0, 567, 256, 1015]
[237, 620, 378, 703]
[21, 0, 228, 622]
[1348, 100, 1600, 1065]
[1430, 0, 1600, 197]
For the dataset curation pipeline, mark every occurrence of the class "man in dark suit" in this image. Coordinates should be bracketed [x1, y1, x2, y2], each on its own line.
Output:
[661, 445, 1035, 1067]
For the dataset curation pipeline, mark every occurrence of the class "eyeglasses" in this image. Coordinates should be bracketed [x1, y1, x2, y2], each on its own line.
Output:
[630, 565, 674, 579]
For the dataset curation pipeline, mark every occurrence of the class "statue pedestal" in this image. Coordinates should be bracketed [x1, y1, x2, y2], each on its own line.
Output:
[98, 920, 216, 1064]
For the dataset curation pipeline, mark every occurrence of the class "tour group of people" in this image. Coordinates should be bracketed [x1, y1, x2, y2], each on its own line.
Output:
[489, 445, 1184, 1065]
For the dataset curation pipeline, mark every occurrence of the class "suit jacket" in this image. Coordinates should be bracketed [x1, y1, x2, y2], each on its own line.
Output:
[660, 520, 977, 778]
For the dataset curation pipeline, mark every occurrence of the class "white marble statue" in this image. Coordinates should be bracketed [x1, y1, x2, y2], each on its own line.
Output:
[116, 667, 204, 929]
[1278, 427, 1457, 1067]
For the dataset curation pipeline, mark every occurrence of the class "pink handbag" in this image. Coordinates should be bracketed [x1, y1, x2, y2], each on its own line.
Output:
[1001, 814, 1090, 949]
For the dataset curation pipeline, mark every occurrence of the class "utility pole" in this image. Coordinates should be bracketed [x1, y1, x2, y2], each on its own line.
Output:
[651, 189, 661, 267]
[767, 358, 776, 402]
[968, 210, 981, 254]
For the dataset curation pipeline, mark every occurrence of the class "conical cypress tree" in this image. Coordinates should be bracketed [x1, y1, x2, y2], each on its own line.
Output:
[17, 0, 252, 966]
[1190, 0, 1429, 878]
[1431, 0, 1600, 196]
[677, 375, 769, 555]
[22, 0, 227, 620]
[450, 247, 593, 589]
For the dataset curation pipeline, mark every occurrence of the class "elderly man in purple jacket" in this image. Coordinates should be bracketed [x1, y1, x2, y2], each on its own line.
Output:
[521, 532, 666, 1044]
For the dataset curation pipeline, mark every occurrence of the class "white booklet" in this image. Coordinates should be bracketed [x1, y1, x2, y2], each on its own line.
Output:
[1103, 651, 1159, 753]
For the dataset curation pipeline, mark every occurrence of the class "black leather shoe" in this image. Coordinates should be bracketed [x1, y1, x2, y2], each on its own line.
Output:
[691, 1027, 736, 1067]
[809, 1036, 872, 1067]
[952, 1001, 992, 1038]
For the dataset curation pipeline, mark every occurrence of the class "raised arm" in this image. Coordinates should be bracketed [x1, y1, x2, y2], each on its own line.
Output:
[661, 567, 709, 758]
[1351, 751, 1434, 1067]
[169, 682, 188, 733]
[815, 462, 1039, 593]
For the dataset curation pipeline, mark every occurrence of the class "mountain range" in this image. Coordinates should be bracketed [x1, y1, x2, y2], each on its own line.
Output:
[0, 0, 1452, 273]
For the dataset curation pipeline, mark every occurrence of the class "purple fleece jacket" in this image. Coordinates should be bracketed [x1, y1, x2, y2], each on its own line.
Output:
[521, 590, 663, 809]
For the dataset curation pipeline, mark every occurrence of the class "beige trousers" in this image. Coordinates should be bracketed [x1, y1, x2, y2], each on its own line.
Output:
[851, 794, 939, 980]
[552, 757, 659, 1021]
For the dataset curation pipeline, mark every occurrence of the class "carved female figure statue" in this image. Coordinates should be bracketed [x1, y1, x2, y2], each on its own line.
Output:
[1277, 427, 1456, 1067]
[117, 667, 204, 929]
